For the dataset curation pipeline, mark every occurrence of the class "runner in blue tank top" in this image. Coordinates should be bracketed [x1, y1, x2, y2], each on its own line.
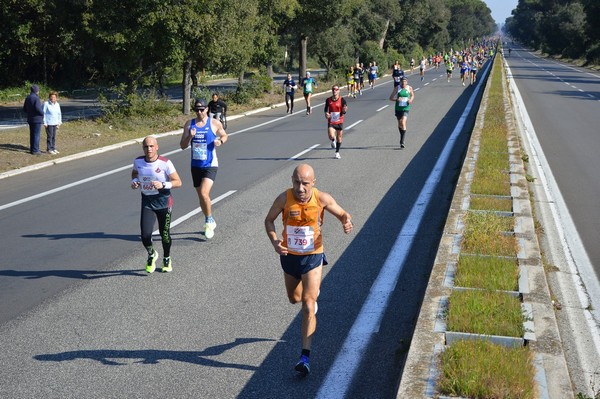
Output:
[180, 98, 228, 239]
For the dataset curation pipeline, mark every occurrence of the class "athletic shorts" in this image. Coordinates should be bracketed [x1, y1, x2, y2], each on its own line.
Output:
[280, 253, 328, 280]
[191, 166, 218, 187]
[328, 123, 343, 130]
[395, 110, 409, 119]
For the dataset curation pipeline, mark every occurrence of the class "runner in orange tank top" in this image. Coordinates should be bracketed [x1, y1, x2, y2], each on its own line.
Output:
[265, 164, 353, 375]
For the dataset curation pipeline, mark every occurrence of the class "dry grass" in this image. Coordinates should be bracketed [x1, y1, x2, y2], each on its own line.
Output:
[461, 211, 517, 256]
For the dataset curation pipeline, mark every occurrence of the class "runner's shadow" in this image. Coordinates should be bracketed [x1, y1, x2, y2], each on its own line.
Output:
[22, 232, 139, 242]
[0, 269, 146, 280]
[34, 337, 277, 370]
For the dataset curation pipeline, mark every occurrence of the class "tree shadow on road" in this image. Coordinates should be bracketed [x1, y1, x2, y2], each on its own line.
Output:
[34, 337, 277, 370]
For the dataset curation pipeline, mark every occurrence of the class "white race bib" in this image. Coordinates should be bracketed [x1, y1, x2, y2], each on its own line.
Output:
[330, 112, 340, 122]
[398, 97, 409, 107]
[140, 175, 158, 195]
[286, 225, 315, 252]
[192, 142, 207, 161]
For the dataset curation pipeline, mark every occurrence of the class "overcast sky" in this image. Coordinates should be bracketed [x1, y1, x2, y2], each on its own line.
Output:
[483, 0, 518, 25]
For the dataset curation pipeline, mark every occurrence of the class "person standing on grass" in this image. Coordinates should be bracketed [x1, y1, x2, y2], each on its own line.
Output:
[23, 85, 44, 155]
[43, 91, 62, 155]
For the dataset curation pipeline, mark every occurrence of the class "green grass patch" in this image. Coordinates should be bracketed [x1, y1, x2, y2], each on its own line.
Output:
[462, 211, 517, 256]
[455, 255, 519, 291]
[470, 195, 513, 212]
[471, 168, 511, 195]
[446, 290, 525, 337]
[438, 340, 537, 399]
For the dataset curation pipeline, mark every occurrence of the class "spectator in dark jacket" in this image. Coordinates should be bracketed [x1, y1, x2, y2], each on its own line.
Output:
[23, 85, 44, 155]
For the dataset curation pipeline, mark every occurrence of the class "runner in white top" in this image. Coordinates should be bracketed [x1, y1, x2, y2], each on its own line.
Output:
[131, 136, 182, 273]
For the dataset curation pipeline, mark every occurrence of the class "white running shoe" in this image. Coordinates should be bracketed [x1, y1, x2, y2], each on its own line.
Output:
[334, 152, 341, 159]
[330, 139, 336, 148]
[204, 220, 217, 239]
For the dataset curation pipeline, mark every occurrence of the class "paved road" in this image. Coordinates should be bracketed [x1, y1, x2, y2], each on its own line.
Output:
[505, 46, 600, 395]
[0, 67, 486, 398]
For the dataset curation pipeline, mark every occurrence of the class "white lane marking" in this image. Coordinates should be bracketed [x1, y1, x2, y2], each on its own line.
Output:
[0, 165, 132, 211]
[346, 120, 363, 130]
[0, 147, 183, 212]
[316, 52, 492, 399]
[288, 144, 320, 161]
[376, 105, 389, 112]
[152, 190, 236, 235]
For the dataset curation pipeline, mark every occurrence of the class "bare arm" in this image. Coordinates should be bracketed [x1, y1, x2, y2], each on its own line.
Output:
[180, 120, 193, 149]
[408, 86, 415, 104]
[165, 170, 182, 189]
[389, 86, 399, 102]
[318, 191, 353, 234]
[212, 119, 228, 146]
[131, 168, 140, 189]
[264, 192, 288, 255]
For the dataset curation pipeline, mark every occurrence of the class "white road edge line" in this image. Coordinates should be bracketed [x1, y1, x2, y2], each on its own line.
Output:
[316, 54, 491, 399]
[376, 105, 390, 112]
[506, 61, 600, 354]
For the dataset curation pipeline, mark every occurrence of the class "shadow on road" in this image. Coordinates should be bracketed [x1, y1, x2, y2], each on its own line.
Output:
[0, 268, 146, 280]
[34, 337, 277, 369]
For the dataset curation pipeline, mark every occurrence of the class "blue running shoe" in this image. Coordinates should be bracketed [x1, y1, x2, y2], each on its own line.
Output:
[295, 355, 310, 375]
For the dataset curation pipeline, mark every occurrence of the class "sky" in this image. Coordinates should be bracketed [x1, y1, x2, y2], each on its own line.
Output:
[483, 0, 519, 25]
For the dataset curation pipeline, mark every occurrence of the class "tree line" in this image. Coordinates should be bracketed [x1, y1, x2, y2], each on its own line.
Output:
[1, 0, 496, 111]
[504, 0, 599, 63]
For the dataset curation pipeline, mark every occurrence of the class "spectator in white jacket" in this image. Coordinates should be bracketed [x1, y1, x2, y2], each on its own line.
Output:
[43, 91, 62, 154]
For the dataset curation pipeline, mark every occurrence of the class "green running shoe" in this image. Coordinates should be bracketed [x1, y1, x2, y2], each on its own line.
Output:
[162, 257, 172, 273]
[146, 250, 158, 273]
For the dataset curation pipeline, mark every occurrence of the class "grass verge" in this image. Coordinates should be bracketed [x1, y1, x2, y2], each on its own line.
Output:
[446, 289, 525, 337]
[461, 211, 516, 256]
[454, 254, 519, 292]
[438, 340, 537, 399]
[439, 51, 536, 398]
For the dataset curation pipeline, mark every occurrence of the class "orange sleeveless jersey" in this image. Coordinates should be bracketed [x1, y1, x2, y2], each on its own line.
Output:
[282, 188, 324, 255]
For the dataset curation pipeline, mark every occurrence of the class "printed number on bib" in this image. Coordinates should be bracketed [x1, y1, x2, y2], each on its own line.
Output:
[286, 225, 315, 252]
[192, 142, 208, 161]
[330, 112, 341, 123]
[140, 175, 158, 195]
[399, 97, 409, 107]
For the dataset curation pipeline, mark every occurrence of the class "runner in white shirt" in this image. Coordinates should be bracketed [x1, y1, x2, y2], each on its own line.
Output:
[131, 136, 182, 273]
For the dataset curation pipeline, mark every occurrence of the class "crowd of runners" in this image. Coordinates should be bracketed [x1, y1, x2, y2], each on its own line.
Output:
[132, 39, 495, 377]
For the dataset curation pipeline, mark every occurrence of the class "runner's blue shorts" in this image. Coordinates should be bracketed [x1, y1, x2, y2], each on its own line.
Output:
[280, 253, 328, 280]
